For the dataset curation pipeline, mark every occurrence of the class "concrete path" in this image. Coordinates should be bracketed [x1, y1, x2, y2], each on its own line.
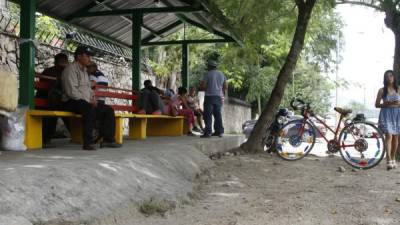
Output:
[0, 135, 244, 225]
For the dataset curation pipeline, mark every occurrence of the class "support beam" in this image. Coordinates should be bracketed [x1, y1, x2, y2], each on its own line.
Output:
[132, 13, 142, 91]
[142, 20, 183, 43]
[74, 6, 202, 18]
[65, 0, 108, 21]
[19, 0, 36, 108]
[143, 38, 234, 46]
[181, 43, 189, 89]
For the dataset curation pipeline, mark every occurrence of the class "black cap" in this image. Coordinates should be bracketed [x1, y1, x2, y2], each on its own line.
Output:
[74, 45, 94, 57]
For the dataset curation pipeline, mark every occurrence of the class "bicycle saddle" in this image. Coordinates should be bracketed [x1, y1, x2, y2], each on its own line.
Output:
[334, 107, 352, 115]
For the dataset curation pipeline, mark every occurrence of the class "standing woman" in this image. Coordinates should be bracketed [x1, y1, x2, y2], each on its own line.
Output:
[375, 70, 400, 170]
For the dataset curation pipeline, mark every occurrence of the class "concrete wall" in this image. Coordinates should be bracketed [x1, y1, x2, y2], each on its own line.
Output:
[223, 98, 251, 134]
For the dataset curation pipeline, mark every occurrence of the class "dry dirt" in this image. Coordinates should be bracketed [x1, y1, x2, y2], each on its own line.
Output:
[133, 153, 400, 225]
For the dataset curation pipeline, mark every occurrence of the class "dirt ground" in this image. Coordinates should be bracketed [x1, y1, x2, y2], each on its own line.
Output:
[133, 153, 400, 225]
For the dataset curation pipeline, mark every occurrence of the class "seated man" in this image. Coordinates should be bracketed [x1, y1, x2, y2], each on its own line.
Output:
[61, 46, 121, 150]
[87, 62, 118, 144]
[137, 80, 164, 115]
[36, 53, 69, 145]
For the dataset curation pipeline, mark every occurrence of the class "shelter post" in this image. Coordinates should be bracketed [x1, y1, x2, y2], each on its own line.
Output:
[181, 43, 189, 89]
[19, 0, 36, 108]
[132, 12, 142, 91]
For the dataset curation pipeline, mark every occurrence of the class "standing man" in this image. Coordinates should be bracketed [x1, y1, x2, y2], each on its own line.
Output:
[61, 46, 121, 150]
[199, 60, 228, 138]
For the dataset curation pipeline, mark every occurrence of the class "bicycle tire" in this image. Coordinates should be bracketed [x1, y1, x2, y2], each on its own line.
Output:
[275, 119, 316, 161]
[338, 121, 386, 170]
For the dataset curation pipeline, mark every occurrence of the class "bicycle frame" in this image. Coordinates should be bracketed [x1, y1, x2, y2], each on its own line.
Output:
[298, 108, 355, 148]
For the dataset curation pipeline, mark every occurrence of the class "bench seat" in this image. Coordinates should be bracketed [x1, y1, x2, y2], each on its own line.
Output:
[25, 110, 185, 149]
[114, 113, 185, 144]
[25, 110, 83, 149]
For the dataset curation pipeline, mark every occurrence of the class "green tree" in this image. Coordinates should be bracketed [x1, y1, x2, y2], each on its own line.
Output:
[238, 0, 320, 152]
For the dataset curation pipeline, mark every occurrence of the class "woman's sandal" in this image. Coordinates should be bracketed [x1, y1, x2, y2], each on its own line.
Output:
[387, 161, 394, 170]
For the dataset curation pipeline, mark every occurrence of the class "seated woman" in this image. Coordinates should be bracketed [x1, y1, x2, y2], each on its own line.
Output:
[170, 87, 196, 136]
[187, 86, 204, 132]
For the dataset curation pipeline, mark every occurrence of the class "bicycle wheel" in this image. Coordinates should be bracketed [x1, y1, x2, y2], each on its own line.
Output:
[338, 121, 386, 170]
[275, 119, 316, 160]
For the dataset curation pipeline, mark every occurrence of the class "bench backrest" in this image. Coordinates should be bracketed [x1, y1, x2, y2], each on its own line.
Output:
[93, 85, 137, 112]
[35, 74, 54, 108]
[34, 73, 138, 112]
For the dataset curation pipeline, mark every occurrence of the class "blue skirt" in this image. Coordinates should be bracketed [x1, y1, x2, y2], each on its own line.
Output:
[379, 107, 400, 134]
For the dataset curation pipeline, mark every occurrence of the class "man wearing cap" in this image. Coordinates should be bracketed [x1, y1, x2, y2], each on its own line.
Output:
[199, 59, 228, 138]
[61, 46, 121, 150]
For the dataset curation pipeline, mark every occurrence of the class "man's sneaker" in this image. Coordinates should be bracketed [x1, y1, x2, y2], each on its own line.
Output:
[83, 144, 97, 151]
[212, 132, 223, 138]
[192, 127, 202, 133]
[200, 134, 211, 138]
[101, 142, 122, 148]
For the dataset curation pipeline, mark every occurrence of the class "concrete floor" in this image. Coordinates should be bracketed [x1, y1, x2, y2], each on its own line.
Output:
[0, 135, 244, 225]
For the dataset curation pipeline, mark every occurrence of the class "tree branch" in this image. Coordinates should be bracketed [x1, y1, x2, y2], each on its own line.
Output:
[335, 0, 384, 11]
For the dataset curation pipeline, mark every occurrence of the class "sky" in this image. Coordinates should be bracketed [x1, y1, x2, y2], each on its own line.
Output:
[333, 5, 394, 111]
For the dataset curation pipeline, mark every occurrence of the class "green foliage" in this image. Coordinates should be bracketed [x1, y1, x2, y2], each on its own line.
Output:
[7, 2, 60, 39]
[281, 62, 335, 115]
[148, 45, 182, 78]
[345, 100, 366, 114]
[35, 14, 60, 40]
[202, 0, 342, 114]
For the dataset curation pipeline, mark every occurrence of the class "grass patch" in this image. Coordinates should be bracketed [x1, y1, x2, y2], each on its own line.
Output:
[138, 198, 171, 216]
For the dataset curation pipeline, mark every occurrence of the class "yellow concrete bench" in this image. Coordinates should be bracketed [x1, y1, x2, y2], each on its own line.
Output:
[25, 110, 185, 149]
[114, 113, 185, 144]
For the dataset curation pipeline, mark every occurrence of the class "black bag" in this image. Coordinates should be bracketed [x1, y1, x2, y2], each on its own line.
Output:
[353, 113, 366, 122]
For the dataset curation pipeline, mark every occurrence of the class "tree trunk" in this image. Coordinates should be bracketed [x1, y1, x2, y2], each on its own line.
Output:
[240, 0, 317, 153]
[393, 31, 400, 78]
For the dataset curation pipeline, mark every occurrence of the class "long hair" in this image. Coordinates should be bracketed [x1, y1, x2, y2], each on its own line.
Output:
[383, 70, 398, 98]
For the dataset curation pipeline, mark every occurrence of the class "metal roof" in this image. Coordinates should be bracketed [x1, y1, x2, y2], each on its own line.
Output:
[30, 0, 240, 48]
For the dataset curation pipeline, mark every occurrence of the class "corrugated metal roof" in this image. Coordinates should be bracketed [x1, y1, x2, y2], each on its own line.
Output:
[31, 0, 239, 48]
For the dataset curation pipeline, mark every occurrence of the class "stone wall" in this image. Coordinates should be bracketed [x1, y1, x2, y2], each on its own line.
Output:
[0, 32, 155, 88]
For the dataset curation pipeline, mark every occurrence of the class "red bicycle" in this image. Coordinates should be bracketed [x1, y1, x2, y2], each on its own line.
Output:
[275, 98, 386, 170]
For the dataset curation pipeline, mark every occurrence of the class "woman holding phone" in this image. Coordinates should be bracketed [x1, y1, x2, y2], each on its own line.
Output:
[375, 70, 400, 170]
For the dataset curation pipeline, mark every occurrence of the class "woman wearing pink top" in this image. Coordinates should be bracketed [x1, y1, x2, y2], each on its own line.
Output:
[170, 87, 196, 136]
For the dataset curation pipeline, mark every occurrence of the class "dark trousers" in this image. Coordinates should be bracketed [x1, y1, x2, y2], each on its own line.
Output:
[95, 102, 116, 143]
[203, 96, 224, 135]
[37, 105, 69, 142]
[63, 99, 95, 145]
[139, 89, 163, 113]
